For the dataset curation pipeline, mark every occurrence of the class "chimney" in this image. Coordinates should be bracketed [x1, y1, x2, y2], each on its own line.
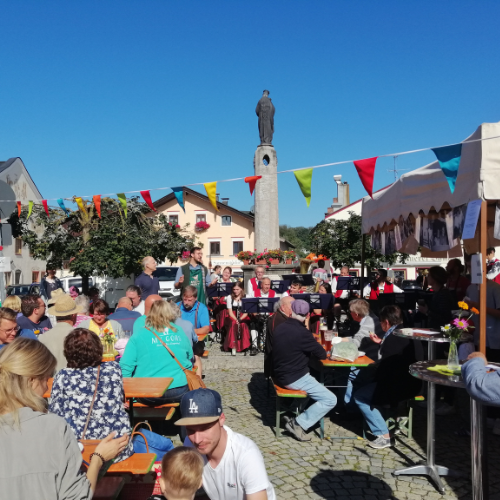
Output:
[221, 198, 229, 205]
[216, 193, 220, 202]
[328, 175, 350, 214]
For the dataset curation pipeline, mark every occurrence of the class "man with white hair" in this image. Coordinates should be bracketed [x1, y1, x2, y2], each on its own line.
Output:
[247, 266, 265, 296]
[272, 299, 337, 441]
[134, 256, 160, 300]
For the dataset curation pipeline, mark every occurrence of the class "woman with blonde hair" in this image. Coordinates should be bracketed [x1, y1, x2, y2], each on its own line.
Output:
[3, 295, 22, 316]
[120, 300, 193, 406]
[0, 337, 128, 498]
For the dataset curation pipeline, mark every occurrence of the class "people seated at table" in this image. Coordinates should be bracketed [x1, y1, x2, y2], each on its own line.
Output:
[17, 294, 53, 333]
[3, 295, 22, 318]
[273, 300, 336, 441]
[247, 265, 265, 296]
[49, 328, 134, 462]
[108, 296, 142, 333]
[39, 293, 82, 373]
[0, 307, 38, 350]
[462, 351, 500, 407]
[363, 269, 402, 299]
[282, 280, 303, 297]
[0, 338, 128, 497]
[486, 247, 500, 285]
[353, 305, 423, 449]
[156, 446, 204, 500]
[223, 282, 252, 355]
[177, 388, 276, 500]
[121, 300, 193, 405]
[446, 258, 471, 302]
[79, 298, 124, 345]
[312, 259, 329, 283]
[126, 284, 145, 315]
[265, 297, 295, 378]
[310, 282, 334, 333]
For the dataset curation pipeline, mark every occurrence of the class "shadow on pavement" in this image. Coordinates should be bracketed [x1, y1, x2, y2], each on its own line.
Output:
[247, 372, 277, 430]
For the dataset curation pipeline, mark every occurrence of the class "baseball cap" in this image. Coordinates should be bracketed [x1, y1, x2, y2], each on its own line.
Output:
[291, 299, 309, 316]
[175, 388, 223, 426]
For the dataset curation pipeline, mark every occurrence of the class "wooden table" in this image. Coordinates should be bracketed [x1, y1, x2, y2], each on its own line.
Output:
[80, 439, 157, 474]
[319, 354, 375, 439]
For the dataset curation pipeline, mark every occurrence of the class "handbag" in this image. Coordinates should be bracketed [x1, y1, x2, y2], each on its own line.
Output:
[146, 327, 207, 390]
[131, 422, 174, 461]
[81, 365, 101, 439]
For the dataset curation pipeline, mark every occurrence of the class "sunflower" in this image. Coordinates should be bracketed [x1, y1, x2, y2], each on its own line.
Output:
[457, 301, 469, 311]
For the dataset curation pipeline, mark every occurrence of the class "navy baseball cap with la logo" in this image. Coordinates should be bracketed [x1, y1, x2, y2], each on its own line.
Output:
[175, 388, 223, 426]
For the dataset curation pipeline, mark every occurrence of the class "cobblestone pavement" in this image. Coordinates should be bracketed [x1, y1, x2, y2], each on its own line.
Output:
[198, 354, 500, 500]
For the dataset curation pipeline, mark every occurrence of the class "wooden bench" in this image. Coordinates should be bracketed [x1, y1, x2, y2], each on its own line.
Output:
[201, 350, 209, 359]
[273, 383, 308, 439]
[94, 476, 125, 500]
[132, 402, 179, 421]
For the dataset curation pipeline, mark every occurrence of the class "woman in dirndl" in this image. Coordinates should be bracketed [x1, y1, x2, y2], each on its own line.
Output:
[310, 282, 335, 334]
[213, 267, 237, 330]
[223, 281, 251, 354]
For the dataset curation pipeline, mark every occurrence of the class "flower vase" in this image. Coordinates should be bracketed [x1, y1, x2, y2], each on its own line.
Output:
[104, 342, 114, 356]
[447, 339, 459, 370]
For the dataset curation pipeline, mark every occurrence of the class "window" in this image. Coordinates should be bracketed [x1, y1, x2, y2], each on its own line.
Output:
[63, 260, 70, 270]
[233, 241, 243, 255]
[4, 272, 11, 286]
[196, 213, 206, 223]
[32, 271, 40, 283]
[221, 216, 232, 227]
[15, 270, 22, 285]
[15, 238, 22, 255]
[209, 241, 221, 255]
[168, 214, 179, 225]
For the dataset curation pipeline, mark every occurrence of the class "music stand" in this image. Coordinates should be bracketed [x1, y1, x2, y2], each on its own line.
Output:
[242, 297, 279, 314]
[350, 277, 360, 290]
[291, 293, 334, 311]
[207, 282, 235, 298]
[282, 274, 315, 286]
[336, 276, 351, 291]
[271, 280, 290, 294]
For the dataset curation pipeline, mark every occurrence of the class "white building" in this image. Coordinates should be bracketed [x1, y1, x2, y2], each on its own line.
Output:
[0, 158, 46, 293]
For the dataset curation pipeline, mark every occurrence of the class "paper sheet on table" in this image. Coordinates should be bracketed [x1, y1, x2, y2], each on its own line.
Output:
[412, 329, 441, 335]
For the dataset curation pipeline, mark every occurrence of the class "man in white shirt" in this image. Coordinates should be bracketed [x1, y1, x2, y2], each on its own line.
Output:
[248, 278, 276, 299]
[363, 269, 403, 299]
[126, 285, 145, 315]
[177, 388, 275, 500]
[247, 266, 265, 296]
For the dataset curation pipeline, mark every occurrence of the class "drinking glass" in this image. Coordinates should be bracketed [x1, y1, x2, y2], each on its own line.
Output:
[324, 331, 333, 354]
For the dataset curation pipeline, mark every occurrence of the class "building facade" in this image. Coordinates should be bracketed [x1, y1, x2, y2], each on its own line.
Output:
[0, 158, 46, 293]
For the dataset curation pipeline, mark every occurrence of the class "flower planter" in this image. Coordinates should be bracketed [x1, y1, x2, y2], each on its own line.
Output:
[286, 259, 292, 264]
[243, 260, 250, 265]
[256, 259, 267, 265]
[269, 258, 280, 264]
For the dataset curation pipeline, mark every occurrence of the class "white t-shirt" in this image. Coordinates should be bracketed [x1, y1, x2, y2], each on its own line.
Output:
[133, 300, 145, 315]
[185, 426, 275, 500]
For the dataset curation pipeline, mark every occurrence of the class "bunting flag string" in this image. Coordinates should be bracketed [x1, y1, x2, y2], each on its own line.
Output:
[93, 195, 102, 218]
[204, 182, 219, 211]
[17, 201, 21, 217]
[244, 175, 262, 196]
[27, 201, 33, 220]
[293, 169, 313, 207]
[57, 199, 70, 217]
[75, 197, 88, 217]
[140, 190, 156, 212]
[431, 144, 462, 193]
[172, 187, 185, 213]
[353, 157, 378, 198]
[117, 193, 127, 218]
[42, 200, 50, 217]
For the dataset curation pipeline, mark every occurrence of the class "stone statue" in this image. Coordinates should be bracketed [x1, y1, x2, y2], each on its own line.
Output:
[256, 90, 275, 145]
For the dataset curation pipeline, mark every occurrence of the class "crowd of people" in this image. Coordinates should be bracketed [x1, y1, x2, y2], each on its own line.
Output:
[1, 249, 499, 498]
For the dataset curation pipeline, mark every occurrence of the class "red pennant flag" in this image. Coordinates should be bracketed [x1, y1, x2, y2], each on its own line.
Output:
[17, 201, 21, 217]
[353, 156, 378, 198]
[42, 200, 49, 217]
[244, 175, 262, 196]
[93, 195, 102, 218]
[140, 190, 157, 212]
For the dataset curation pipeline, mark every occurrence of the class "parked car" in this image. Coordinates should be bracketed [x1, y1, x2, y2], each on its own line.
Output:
[6, 283, 41, 297]
[153, 266, 180, 300]
[402, 280, 422, 290]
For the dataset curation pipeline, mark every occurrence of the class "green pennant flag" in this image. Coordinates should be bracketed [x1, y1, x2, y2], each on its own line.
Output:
[27, 201, 34, 219]
[117, 193, 127, 218]
[293, 168, 313, 207]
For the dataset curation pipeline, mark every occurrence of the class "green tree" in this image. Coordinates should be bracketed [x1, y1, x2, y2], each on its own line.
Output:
[309, 212, 408, 269]
[279, 225, 313, 257]
[9, 197, 193, 292]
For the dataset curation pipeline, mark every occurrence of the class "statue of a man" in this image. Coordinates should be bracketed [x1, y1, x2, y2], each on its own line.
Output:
[255, 90, 275, 145]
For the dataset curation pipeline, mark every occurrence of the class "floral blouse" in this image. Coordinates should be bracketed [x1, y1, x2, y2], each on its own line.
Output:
[49, 361, 134, 462]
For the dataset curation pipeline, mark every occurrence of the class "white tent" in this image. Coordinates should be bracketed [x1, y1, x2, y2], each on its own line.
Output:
[362, 121, 500, 234]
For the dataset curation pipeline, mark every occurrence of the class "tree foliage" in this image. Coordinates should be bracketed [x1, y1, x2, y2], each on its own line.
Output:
[279, 225, 312, 258]
[309, 212, 408, 269]
[9, 197, 193, 280]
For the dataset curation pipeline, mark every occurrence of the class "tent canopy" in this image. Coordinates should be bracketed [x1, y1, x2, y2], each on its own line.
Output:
[362, 122, 500, 234]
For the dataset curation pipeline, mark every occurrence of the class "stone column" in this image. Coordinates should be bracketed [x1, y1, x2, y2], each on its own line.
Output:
[254, 145, 280, 252]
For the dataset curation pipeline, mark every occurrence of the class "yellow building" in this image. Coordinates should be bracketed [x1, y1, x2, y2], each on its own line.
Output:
[154, 187, 255, 273]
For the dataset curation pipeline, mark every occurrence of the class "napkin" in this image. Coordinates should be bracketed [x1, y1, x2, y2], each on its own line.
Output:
[427, 365, 461, 376]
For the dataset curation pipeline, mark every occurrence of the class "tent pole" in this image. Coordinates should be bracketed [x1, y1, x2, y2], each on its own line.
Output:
[360, 233, 366, 293]
[479, 201, 487, 355]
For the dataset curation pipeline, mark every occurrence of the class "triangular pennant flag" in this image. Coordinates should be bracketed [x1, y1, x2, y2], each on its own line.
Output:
[93, 195, 102, 218]
[140, 190, 157, 212]
[432, 144, 462, 193]
[17, 201, 21, 217]
[353, 156, 378, 198]
[42, 200, 49, 217]
[75, 197, 88, 217]
[57, 199, 70, 217]
[204, 182, 219, 211]
[117, 193, 128, 218]
[293, 168, 313, 207]
[27, 201, 33, 220]
[244, 175, 262, 196]
[172, 187, 185, 213]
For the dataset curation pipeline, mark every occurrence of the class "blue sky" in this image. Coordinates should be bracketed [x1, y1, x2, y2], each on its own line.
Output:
[1, 1, 499, 226]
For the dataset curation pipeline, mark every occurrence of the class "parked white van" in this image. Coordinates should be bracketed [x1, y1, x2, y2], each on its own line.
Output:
[153, 266, 180, 300]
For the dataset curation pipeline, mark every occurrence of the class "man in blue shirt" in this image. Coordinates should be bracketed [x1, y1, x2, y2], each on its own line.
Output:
[0, 308, 38, 350]
[134, 256, 160, 300]
[180, 286, 210, 377]
[108, 297, 141, 333]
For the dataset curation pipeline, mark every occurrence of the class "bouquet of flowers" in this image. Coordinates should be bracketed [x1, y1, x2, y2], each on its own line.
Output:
[194, 221, 210, 232]
[440, 301, 477, 341]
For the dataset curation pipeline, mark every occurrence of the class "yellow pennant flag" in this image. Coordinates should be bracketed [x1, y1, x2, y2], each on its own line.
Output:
[204, 182, 219, 211]
[27, 201, 33, 219]
[75, 197, 88, 216]
[293, 168, 313, 207]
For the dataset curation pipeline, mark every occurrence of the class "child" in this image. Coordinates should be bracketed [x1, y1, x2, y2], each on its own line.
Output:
[148, 447, 204, 500]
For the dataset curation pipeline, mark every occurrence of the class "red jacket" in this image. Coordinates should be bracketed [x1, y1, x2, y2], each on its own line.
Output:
[369, 281, 394, 300]
[255, 289, 276, 298]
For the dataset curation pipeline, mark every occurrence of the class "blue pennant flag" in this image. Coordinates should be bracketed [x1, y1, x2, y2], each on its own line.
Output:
[432, 144, 463, 193]
[172, 187, 185, 213]
[57, 198, 70, 216]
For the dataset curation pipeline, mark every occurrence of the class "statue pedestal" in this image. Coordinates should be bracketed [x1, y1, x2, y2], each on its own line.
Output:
[242, 264, 296, 291]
